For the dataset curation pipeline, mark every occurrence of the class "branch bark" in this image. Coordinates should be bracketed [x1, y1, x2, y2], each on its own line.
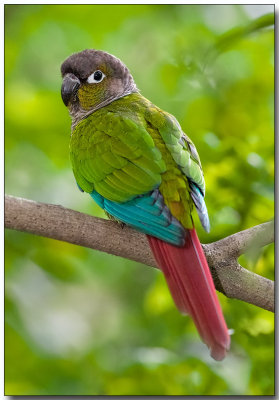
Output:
[5, 194, 274, 312]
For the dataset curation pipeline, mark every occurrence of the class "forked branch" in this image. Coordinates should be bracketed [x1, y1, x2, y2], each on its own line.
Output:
[5, 194, 274, 312]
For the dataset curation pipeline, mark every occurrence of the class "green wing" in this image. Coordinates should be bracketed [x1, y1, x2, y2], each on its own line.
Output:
[139, 98, 208, 230]
[70, 106, 166, 203]
[144, 105, 205, 196]
[70, 93, 207, 230]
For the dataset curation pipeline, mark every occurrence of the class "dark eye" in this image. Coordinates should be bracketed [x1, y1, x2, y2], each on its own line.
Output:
[87, 70, 105, 84]
[94, 70, 103, 81]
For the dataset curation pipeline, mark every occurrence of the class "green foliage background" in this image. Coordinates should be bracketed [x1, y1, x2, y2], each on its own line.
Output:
[5, 4, 274, 396]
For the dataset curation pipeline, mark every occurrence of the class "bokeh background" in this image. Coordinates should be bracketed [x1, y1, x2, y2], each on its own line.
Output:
[5, 4, 274, 396]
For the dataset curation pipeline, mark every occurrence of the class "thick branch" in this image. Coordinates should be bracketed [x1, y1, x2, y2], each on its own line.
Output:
[5, 194, 274, 312]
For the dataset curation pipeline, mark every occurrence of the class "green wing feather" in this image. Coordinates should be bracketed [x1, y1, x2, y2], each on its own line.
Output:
[144, 105, 205, 196]
[143, 100, 205, 227]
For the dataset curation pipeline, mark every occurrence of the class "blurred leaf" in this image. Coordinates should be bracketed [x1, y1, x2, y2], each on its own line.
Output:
[5, 4, 274, 395]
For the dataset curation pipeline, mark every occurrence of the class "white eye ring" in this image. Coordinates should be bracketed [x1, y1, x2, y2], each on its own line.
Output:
[87, 70, 105, 84]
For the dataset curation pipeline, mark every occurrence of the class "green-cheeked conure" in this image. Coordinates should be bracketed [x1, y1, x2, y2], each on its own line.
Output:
[61, 49, 230, 360]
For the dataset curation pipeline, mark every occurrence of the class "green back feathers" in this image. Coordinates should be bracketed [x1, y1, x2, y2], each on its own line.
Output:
[70, 94, 165, 202]
[70, 93, 205, 228]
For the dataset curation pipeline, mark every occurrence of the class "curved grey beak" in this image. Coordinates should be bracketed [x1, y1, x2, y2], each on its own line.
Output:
[61, 73, 80, 106]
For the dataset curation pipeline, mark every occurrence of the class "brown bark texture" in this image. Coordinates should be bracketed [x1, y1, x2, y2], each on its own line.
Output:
[5, 194, 274, 312]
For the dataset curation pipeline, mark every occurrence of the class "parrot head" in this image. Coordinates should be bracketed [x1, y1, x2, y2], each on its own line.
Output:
[61, 49, 138, 126]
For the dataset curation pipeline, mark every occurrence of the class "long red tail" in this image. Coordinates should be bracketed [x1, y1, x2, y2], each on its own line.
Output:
[148, 229, 230, 361]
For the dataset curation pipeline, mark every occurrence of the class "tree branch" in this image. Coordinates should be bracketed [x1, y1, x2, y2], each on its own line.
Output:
[5, 194, 274, 312]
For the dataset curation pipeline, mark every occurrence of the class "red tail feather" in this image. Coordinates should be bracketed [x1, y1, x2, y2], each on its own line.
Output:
[148, 229, 230, 361]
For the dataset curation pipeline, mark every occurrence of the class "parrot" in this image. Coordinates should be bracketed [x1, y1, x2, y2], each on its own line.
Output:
[61, 49, 230, 361]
